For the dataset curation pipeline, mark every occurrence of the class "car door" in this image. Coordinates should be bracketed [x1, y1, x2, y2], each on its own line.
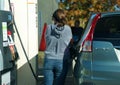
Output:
[92, 14, 120, 85]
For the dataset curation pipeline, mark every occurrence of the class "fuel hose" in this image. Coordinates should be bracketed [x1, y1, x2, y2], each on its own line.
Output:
[8, 0, 39, 81]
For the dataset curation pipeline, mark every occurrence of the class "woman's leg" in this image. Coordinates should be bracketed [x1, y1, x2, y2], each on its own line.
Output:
[53, 60, 63, 85]
[43, 59, 54, 85]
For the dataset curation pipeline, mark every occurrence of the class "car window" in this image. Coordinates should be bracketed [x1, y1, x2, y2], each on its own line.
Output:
[94, 16, 120, 38]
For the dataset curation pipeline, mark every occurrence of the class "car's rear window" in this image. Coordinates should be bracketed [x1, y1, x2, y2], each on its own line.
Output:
[94, 16, 120, 38]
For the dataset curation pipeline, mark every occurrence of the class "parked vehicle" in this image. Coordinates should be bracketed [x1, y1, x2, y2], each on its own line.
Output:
[74, 11, 120, 85]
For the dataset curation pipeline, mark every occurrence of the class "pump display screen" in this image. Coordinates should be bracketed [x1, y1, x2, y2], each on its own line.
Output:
[2, 22, 8, 47]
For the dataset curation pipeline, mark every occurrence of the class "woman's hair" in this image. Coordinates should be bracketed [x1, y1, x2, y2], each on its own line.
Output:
[52, 9, 67, 26]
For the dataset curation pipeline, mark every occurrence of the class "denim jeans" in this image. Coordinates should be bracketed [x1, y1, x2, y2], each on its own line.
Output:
[54, 58, 72, 85]
[43, 46, 72, 85]
[43, 58, 63, 85]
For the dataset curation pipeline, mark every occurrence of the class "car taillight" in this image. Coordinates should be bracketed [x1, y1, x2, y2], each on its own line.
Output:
[82, 13, 101, 52]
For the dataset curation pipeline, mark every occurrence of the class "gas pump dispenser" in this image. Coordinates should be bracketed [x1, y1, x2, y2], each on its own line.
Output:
[0, 10, 18, 85]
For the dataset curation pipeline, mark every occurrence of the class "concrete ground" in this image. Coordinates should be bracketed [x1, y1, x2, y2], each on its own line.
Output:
[37, 76, 75, 85]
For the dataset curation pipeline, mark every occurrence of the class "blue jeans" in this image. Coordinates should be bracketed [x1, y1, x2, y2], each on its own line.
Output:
[43, 58, 63, 85]
[54, 48, 72, 85]
[55, 57, 72, 85]
[43, 46, 72, 85]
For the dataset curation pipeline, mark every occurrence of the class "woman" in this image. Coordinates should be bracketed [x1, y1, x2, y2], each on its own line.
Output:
[43, 9, 72, 85]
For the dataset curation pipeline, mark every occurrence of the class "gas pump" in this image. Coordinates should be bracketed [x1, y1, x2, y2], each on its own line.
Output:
[0, 10, 18, 85]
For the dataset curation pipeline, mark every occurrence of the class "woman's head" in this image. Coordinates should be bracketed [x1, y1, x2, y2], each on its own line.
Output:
[52, 9, 67, 26]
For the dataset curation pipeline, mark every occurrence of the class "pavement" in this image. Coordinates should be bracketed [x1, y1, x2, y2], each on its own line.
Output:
[37, 76, 75, 85]
[37, 64, 75, 85]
